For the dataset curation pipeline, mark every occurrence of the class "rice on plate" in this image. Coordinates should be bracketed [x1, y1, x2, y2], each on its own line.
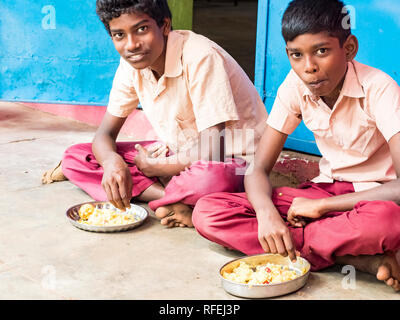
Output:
[222, 261, 306, 285]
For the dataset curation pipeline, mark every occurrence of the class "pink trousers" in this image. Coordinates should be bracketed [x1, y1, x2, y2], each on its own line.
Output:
[61, 141, 246, 211]
[192, 181, 400, 271]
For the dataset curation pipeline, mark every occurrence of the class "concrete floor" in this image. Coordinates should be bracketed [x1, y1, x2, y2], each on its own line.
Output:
[1, 101, 399, 300]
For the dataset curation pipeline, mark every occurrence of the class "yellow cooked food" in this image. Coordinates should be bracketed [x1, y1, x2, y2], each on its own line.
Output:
[78, 204, 139, 226]
[222, 261, 305, 285]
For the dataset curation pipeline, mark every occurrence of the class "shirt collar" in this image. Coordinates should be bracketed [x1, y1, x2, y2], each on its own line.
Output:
[302, 61, 365, 99]
[164, 31, 184, 78]
[140, 31, 184, 82]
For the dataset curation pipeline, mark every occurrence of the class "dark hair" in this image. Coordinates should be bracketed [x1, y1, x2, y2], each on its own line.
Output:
[96, 0, 172, 35]
[282, 0, 351, 46]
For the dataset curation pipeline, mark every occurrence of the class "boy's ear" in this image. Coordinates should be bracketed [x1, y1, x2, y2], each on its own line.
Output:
[163, 18, 172, 36]
[343, 35, 358, 62]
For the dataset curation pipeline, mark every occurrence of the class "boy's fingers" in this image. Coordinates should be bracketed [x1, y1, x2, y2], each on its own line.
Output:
[103, 183, 117, 208]
[147, 144, 161, 153]
[153, 146, 168, 158]
[273, 235, 288, 257]
[135, 144, 148, 154]
[118, 182, 131, 209]
[266, 237, 278, 254]
[283, 234, 297, 262]
[287, 215, 296, 227]
[121, 197, 130, 209]
[259, 237, 270, 253]
[119, 172, 133, 209]
[110, 182, 125, 211]
[152, 146, 165, 158]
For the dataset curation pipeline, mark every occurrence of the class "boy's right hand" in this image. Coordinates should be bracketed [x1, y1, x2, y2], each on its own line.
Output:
[147, 143, 169, 158]
[257, 214, 297, 262]
[101, 154, 133, 211]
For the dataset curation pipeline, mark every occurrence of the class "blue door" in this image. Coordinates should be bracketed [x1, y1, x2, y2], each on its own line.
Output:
[255, 0, 400, 155]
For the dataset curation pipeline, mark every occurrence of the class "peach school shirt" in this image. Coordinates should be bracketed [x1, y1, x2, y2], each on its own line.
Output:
[267, 60, 400, 191]
[107, 30, 268, 163]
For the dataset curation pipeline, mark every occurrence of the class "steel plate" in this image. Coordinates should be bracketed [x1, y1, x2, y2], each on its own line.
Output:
[66, 201, 148, 233]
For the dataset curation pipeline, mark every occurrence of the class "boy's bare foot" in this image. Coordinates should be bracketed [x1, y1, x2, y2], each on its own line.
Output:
[336, 250, 400, 292]
[41, 161, 67, 184]
[155, 202, 194, 228]
[375, 251, 400, 292]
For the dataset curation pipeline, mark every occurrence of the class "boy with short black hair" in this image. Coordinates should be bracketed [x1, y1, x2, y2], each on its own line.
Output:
[193, 0, 400, 291]
[58, 0, 268, 228]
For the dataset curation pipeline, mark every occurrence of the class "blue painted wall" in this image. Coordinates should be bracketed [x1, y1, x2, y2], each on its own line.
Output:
[255, 0, 400, 155]
[0, 0, 120, 105]
[0, 0, 193, 106]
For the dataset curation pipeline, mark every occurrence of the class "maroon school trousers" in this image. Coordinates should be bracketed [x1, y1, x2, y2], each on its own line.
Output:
[61, 141, 246, 211]
[192, 181, 400, 271]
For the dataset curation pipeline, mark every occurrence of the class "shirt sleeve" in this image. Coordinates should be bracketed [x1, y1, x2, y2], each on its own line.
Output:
[107, 58, 139, 118]
[266, 72, 302, 135]
[370, 77, 400, 142]
[186, 49, 240, 132]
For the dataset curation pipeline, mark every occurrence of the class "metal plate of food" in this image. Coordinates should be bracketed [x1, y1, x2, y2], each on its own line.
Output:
[66, 201, 149, 233]
[219, 253, 311, 299]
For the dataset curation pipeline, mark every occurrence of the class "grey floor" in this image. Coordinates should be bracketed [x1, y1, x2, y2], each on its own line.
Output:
[1, 0, 398, 301]
[1, 101, 399, 300]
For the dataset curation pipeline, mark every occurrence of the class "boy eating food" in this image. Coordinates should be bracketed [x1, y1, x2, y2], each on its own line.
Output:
[58, 0, 268, 228]
[192, 0, 400, 291]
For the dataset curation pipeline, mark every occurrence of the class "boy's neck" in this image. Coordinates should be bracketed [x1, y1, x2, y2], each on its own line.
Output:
[150, 37, 168, 81]
[321, 70, 347, 109]
[321, 88, 341, 109]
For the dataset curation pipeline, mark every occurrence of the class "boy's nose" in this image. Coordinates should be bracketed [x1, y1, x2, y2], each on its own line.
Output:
[126, 35, 140, 51]
[304, 57, 318, 74]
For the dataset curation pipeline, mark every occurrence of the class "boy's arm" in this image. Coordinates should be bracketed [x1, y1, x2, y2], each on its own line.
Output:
[134, 122, 226, 177]
[135, 50, 240, 177]
[92, 112, 132, 211]
[245, 125, 297, 261]
[287, 132, 400, 225]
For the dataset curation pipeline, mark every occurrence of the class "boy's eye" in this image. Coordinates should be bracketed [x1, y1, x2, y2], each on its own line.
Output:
[291, 52, 302, 59]
[112, 33, 124, 40]
[316, 48, 328, 55]
[137, 26, 148, 33]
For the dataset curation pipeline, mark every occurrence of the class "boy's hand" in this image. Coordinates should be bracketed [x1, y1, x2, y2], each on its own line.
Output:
[287, 197, 324, 227]
[147, 143, 169, 158]
[101, 154, 133, 211]
[134, 144, 159, 177]
[258, 214, 297, 262]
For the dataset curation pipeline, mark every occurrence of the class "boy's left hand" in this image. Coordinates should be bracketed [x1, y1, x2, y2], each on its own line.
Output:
[147, 143, 169, 158]
[287, 197, 324, 227]
[134, 144, 159, 177]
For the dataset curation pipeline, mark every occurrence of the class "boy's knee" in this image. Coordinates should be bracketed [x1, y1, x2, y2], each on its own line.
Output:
[192, 196, 212, 232]
[356, 201, 400, 241]
[192, 193, 225, 233]
[189, 161, 244, 195]
[63, 143, 92, 158]
[62, 143, 93, 171]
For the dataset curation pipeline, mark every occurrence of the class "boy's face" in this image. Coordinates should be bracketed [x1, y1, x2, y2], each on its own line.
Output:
[109, 12, 170, 73]
[286, 32, 352, 99]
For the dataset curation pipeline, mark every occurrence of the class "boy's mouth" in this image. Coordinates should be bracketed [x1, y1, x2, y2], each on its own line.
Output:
[307, 79, 327, 90]
[125, 52, 148, 63]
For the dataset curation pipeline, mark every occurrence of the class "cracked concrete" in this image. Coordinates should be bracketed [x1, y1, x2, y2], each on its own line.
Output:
[1, 101, 399, 300]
